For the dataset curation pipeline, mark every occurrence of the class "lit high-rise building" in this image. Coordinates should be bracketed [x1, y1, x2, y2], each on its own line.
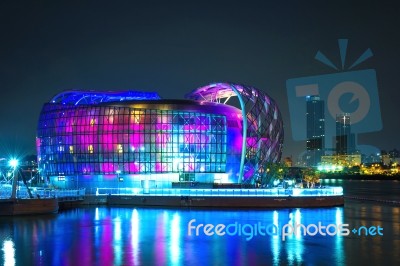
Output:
[335, 113, 355, 155]
[305, 95, 325, 166]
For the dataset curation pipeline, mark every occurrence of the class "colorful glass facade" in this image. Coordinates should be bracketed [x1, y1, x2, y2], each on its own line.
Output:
[38, 103, 230, 175]
[37, 83, 284, 189]
[186, 83, 284, 183]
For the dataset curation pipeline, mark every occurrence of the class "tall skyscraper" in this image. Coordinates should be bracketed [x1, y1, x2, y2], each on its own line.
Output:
[306, 96, 325, 166]
[335, 113, 355, 155]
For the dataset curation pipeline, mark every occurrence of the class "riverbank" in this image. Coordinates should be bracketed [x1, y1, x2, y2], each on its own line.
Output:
[321, 174, 400, 180]
[344, 195, 400, 205]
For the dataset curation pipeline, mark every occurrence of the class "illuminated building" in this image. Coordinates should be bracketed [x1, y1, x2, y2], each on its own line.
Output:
[320, 154, 361, 171]
[335, 113, 355, 155]
[36, 83, 284, 189]
[306, 95, 325, 166]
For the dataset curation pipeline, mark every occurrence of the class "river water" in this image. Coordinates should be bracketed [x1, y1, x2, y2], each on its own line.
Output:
[0, 180, 399, 265]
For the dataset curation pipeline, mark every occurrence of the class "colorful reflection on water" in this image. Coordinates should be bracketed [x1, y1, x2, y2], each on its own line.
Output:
[1, 181, 400, 265]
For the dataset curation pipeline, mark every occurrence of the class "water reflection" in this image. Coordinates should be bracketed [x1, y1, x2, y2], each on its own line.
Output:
[113, 216, 122, 265]
[271, 210, 280, 265]
[0, 180, 399, 265]
[2, 240, 15, 266]
[290, 209, 304, 263]
[335, 207, 345, 264]
[169, 213, 181, 265]
[0, 205, 397, 265]
[130, 209, 139, 265]
[392, 207, 399, 235]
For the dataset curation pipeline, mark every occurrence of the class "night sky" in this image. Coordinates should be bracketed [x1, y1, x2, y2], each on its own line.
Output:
[1, 1, 399, 161]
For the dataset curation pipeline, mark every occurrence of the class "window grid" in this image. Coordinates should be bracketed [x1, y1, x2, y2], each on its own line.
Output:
[37, 104, 227, 175]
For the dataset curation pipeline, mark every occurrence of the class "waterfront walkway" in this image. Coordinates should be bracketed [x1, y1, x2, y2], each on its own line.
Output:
[96, 187, 343, 197]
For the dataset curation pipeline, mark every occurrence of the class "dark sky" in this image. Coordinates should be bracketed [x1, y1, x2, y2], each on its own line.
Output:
[0, 0, 399, 161]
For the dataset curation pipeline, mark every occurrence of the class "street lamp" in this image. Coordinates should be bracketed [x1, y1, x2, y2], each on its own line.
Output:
[116, 169, 123, 194]
[117, 170, 123, 182]
[9, 158, 19, 199]
[9, 158, 18, 168]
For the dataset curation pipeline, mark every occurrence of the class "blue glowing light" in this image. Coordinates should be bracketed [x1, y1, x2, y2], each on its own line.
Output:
[50, 90, 161, 105]
[9, 159, 18, 168]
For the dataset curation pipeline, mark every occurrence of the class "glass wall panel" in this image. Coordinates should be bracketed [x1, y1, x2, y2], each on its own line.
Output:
[37, 104, 227, 176]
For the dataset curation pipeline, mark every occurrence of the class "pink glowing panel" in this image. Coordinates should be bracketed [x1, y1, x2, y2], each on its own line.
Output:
[129, 134, 142, 146]
[246, 137, 258, 148]
[102, 163, 115, 173]
[100, 134, 114, 152]
[155, 162, 163, 172]
[127, 163, 140, 173]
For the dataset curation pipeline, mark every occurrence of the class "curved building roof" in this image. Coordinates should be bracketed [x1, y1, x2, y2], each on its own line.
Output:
[50, 90, 161, 105]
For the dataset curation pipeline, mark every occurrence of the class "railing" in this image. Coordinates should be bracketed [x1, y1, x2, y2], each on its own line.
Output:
[97, 187, 343, 197]
[1, 186, 344, 199]
[0, 187, 86, 200]
[0, 186, 12, 198]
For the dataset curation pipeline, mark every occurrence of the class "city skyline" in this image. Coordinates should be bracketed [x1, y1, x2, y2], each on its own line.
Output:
[1, 1, 399, 162]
